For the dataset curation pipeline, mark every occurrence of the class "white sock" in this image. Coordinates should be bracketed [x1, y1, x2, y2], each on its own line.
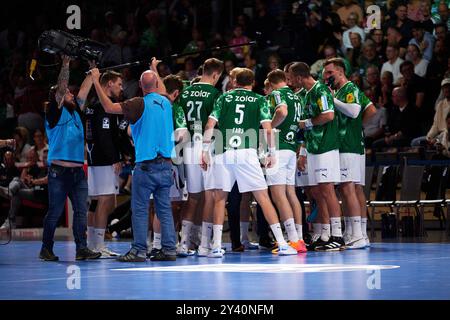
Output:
[351, 216, 363, 239]
[330, 217, 343, 237]
[283, 218, 299, 243]
[321, 224, 331, 241]
[295, 224, 303, 240]
[312, 223, 322, 236]
[344, 216, 352, 236]
[240, 222, 250, 242]
[212, 224, 223, 249]
[153, 232, 162, 250]
[270, 223, 288, 247]
[180, 220, 193, 246]
[94, 228, 105, 251]
[87, 226, 96, 250]
[361, 218, 368, 238]
[200, 222, 213, 249]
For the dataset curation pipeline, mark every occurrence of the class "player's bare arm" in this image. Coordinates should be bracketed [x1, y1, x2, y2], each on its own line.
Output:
[90, 68, 124, 114]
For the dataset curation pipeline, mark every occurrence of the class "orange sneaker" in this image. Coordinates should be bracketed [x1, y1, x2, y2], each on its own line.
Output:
[290, 240, 307, 253]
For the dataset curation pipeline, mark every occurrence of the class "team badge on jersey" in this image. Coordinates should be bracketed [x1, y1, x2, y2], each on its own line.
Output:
[102, 117, 110, 129]
[346, 93, 355, 103]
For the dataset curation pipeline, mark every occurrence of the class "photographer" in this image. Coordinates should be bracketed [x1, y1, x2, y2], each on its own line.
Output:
[39, 56, 101, 261]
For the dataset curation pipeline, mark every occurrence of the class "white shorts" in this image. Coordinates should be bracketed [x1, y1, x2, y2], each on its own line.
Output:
[184, 143, 217, 192]
[356, 154, 366, 186]
[266, 150, 297, 186]
[88, 165, 119, 197]
[296, 169, 310, 187]
[214, 149, 267, 193]
[307, 149, 341, 186]
[339, 153, 361, 183]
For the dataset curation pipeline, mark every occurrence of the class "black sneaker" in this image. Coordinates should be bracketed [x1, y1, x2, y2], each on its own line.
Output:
[315, 236, 346, 252]
[147, 248, 162, 259]
[117, 249, 146, 262]
[39, 247, 59, 261]
[258, 237, 276, 250]
[76, 248, 101, 260]
[150, 250, 176, 261]
[307, 235, 327, 251]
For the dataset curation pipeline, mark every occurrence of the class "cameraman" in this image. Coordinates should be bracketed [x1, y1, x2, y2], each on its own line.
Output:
[40, 56, 101, 261]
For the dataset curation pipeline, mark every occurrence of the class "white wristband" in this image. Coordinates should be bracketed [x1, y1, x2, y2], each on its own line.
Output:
[305, 118, 313, 129]
[299, 147, 307, 157]
[268, 147, 276, 156]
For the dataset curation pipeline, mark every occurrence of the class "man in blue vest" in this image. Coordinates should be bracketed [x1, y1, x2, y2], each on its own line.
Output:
[40, 56, 101, 261]
[90, 59, 177, 262]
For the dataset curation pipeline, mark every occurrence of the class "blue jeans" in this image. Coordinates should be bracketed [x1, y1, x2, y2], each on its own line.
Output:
[42, 165, 88, 251]
[131, 161, 176, 256]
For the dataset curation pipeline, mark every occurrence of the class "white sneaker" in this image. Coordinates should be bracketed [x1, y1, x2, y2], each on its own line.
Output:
[197, 246, 210, 257]
[345, 237, 367, 250]
[207, 247, 225, 258]
[343, 232, 352, 245]
[277, 244, 298, 256]
[99, 247, 120, 258]
[177, 244, 189, 257]
[364, 236, 371, 248]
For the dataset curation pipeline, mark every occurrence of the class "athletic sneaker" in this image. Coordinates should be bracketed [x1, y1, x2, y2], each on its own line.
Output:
[345, 237, 366, 250]
[277, 244, 298, 256]
[343, 232, 352, 245]
[99, 247, 120, 258]
[258, 238, 277, 251]
[177, 244, 190, 257]
[290, 240, 307, 253]
[117, 249, 146, 262]
[315, 236, 346, 252]
[147, 248, 162, 259]
[76, 248, 102, 260]
[242, 240, 259, 250]
[197, 246, 210, 257]
[306, 234, 324, 251]
[207, 247, 225, 258]
[150, 250, 176, 261]
[364, 236, 371, 248]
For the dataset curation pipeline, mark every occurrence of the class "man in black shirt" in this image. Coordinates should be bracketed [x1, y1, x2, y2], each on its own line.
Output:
[372, 87, 421, 149]
[86, 71, 128, 257]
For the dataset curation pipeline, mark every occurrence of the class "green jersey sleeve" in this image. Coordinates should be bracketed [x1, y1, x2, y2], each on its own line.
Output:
[316, 85, 334, 113]
[209, 94, 224, 122]
[269, 90, 287, 110]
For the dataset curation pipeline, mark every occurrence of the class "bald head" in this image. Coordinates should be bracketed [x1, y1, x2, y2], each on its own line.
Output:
[392, 86, 408, 106]
[140, 70, 158, 94]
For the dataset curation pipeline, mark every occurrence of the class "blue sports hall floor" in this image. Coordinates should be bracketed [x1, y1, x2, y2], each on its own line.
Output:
[1, 239, 450, 300]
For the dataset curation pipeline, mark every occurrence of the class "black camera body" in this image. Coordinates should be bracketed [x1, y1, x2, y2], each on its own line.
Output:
[38, 30, 105, 62]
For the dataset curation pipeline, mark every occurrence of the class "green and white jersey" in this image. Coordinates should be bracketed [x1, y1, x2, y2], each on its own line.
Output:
[210, 88, 272, 152]
[334, 81, 372, 155]
[303, 81, 339, 154]
[295, 88, 307, 109]
[268, 86, 302, 152]
[174, 82, 221, 141]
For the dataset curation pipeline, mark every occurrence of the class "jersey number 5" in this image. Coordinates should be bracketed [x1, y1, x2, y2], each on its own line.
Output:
[235, 104, 245, 125]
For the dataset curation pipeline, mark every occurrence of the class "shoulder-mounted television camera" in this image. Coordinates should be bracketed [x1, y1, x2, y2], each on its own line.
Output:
[38, 30, 106, 62]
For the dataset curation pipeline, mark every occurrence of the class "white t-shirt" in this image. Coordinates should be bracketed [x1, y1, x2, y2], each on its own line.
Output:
[414, 59, 428, 78]
[381, 57, 404, 85]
